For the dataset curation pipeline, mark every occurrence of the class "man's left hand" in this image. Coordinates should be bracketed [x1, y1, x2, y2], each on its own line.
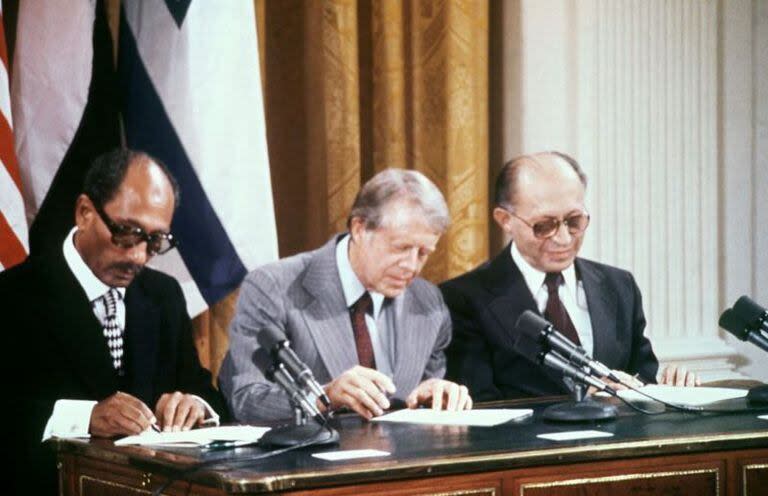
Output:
[658, 365, 701, 387]
[405, 379, 472, 411]
[154, 392, 206, 431]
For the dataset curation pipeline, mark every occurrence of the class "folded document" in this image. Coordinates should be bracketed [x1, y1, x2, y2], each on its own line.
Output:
[373, 408, 532, 427]
[115, 425, 270, 447]
[617, 385, 748, 406]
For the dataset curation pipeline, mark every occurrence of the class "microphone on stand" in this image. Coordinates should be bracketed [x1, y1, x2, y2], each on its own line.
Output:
[258, 327, 331, 408]
[733, 296, 768, 334]
[511, 319, 618, 422]
[266, 363, 324, 425]
[516, 310, 622, 384]
[719, 301, 768, 405]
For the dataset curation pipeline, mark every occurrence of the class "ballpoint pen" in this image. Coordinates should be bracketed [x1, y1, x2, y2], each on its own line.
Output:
[200, 440, 241, 451]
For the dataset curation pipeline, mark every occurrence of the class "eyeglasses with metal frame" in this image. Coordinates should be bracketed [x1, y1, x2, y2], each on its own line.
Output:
[94, 203, 177, 255]
[502, 206, 591, 240]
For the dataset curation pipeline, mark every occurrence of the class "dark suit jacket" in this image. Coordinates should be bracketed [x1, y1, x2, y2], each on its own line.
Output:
[440, 245, 659, 401]
[1, 248, 227, 493]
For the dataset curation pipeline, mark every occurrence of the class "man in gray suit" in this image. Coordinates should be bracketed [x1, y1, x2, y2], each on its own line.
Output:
[220, 169, 472, 421]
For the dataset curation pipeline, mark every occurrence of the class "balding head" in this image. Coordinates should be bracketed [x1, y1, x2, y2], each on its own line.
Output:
[495, 151, 586, 210]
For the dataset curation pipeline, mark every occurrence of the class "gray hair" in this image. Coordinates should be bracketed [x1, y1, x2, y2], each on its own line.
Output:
[347, 169, 451, 233]
[494, 151, 587, 208]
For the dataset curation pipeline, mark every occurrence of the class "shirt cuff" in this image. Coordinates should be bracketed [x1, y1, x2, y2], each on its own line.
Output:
[190, 395, 220, 426]
[42, 399, 97, 442]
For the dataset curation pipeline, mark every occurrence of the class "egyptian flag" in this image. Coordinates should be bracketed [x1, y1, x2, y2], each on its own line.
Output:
[119, 0, 277, 316]
[11, 0, 120, 256]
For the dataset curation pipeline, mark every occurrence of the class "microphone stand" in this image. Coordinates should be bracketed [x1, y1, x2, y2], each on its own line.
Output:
[257, 364, 340, 448]
[542, 378, 618, 422]
[258, 405, 339, 448]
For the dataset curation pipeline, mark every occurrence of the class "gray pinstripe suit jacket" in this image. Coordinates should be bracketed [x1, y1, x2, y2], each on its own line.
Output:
[218, 235, 452, 422]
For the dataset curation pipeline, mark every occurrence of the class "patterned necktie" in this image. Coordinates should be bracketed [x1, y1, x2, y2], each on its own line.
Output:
[101, 288, 124, 375]
[543, 272, 581, 346]
[349, 292, 376, 369]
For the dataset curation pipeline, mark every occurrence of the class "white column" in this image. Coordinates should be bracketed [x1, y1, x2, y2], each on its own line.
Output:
[721, 0, 768, 382]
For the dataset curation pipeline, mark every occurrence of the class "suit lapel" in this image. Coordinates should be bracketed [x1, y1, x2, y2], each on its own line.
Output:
[124, 276, 160, 405]
[300, 237, 359, 379]
[485, 246, 539, 350]
[485, 247, 570, 389]
[44, 253, 119, 398]
[391, 290, 439, 394]
[577, 259, 616, 365]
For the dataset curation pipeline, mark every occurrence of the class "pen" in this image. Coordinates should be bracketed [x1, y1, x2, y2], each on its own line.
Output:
[151, 423, 161, 433]
[201, 440, 240, 451]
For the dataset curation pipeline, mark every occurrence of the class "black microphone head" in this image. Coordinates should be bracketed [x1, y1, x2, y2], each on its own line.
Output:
[515, 310, 551, 340]
[733, 296, 767, 328]
[512, 331, 545, 365]
[257, 327, 287, 350]
[718, 308, 749, 340]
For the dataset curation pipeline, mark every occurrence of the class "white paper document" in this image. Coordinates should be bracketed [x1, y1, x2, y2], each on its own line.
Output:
[312, 449, 391, 461]
[617, 385, 748, 406]
[538, 430, 614, 442]
[372, 408, 532, 427]
[114, 425, 270, 447]
[759, 415, 768, 421]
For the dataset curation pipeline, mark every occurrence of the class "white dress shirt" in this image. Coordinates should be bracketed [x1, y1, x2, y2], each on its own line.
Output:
[335, 234, 394, 378]
[510, 243, 595, 357]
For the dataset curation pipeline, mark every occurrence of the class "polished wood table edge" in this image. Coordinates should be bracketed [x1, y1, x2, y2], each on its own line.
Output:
[54, 427, 768, 493]
[219, 430, 768, 493]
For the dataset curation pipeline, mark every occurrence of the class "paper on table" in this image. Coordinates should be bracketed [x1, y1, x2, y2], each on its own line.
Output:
[115, 425, 270, 447]
[372, 408, 532, 427]
[538, 430, 613, 441]
[312, 449, 391, 461]
[617, 385, 748, 406]
[759, 415, 768, 421]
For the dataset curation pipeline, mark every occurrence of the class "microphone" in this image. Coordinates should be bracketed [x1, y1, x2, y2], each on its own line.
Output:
[511, 332, 616, 395]
[733, 296, 768, 333]
[258, 327, 331, 408]
[515, 310, 621, 383]
[266, 363, 324, 424]
[541, 350, 618, 396]
[719, 307, 768, 353]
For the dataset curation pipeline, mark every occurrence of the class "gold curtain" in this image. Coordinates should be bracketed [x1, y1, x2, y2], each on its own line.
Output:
[193, 0, 490, 378]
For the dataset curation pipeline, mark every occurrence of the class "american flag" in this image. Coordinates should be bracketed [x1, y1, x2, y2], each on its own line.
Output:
[0, 3, 28, 271]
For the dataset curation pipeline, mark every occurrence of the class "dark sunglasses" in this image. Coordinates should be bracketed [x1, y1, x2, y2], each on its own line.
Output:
[94, 204, 177, 256]
[505, 208, 590, 240]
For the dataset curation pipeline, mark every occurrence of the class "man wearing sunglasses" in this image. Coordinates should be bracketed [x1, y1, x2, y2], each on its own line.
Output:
[440, 151, 698, 401]
[2, 149, 226, 493]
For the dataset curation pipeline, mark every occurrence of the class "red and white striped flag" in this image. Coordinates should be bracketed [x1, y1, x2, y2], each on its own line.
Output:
[0, 4, 28, 271]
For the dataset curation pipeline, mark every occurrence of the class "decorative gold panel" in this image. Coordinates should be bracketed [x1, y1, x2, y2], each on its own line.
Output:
[520, 468, 719, 496]
[742, 463, 768, 496]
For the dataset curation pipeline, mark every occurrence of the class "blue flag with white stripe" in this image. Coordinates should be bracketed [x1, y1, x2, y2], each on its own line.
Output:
[119, 0, 277, 316]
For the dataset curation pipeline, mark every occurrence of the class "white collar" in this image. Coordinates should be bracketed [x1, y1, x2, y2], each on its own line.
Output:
[335, 234, 385, 319]
[510, 242, 578, 295]
[62, 227, 126, 303]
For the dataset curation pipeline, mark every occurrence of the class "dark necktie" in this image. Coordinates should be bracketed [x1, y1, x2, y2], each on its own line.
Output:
[543, 272, 581, 346]
[350, 292, 377, 369]
[101, 288, 125, 375]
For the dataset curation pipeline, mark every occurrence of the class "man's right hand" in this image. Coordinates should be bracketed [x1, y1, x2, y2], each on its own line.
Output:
[89, 391, 156, 437]
[323, 366, 396, 420]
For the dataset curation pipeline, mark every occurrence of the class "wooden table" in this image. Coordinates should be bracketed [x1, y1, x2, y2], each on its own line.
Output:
[54, 396, 768, 495]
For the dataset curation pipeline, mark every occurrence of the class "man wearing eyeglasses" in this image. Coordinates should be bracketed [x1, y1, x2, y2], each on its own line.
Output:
[440, 151, 698, 401]
[1, 148, 226, 493]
